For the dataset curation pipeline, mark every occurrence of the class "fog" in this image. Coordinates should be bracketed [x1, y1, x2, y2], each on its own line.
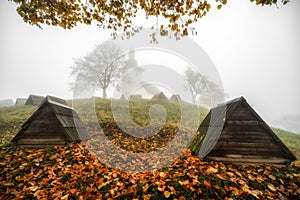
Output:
[0, 1, 299, 133]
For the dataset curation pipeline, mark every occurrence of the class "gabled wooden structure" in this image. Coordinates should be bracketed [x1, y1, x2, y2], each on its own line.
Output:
[120, 94, 126, 99]
[12, 98, 91, 147]
[40, 95, 68, 106]
[170, 94, 181, 101]
[193, 97, 296, 165]
[152, 92, 167, 100]
[25, 94, 45, 105]
[15, 98, 27, 105]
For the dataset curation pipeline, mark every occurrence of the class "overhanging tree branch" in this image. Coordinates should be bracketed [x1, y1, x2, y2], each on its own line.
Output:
[9, 0, 289, 41]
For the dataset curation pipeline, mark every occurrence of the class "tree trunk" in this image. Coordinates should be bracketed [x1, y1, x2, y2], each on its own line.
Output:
[102, 88, 107, 99]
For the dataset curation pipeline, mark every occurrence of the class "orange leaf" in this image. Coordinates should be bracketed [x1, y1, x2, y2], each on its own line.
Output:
[143, 194, 152, 200]
[179, 180, 189, 186]
[168, 186, 176, 194]
[229, 186, 241, 196]
[206, 166, 218, 174]
[267, 184, 277, 192]
[68, 188, 77, 195]
[164, 190, 171, 198]
[241, 185, 251, 193]
[248, 174, 255, 181]
[61, 194, 69, 200]
[159, 172, 167, 178]
[256, 176, 265, 183]
[143, 183, 149, 192]
[216, 173, 226, 180]
[204, 180, 211, 189]
[268, 175, 276, 181]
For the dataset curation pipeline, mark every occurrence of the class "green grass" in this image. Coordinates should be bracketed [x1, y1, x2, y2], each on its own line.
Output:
[272, 128, 300, 160]
[0, 105, 37, 144]
[72, 98, 208, 127]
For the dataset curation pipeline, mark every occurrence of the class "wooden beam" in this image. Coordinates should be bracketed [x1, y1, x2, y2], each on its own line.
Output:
[225, 120, 262, 126]
[207, 156, 291, 165]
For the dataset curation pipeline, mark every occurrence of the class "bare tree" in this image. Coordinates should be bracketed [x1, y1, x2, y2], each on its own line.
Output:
[71, 42, 125, 99]
[184, 67, 206, 104]
[184, 66, 226, 107]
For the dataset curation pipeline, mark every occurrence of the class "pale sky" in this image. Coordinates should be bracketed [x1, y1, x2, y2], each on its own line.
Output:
[0, 1, 299, 132]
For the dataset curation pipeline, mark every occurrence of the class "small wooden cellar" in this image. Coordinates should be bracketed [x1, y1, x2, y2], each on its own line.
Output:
[43, 95, 68, 106]
[170, 94, 181, 101]
[15, 98, 27, 105]
[12, 98, 91, 147]
[192, 96, 296, 165]
[120, 94, 126, 99]
[152, 92, 168, 100]
[25, 94, 45, 105]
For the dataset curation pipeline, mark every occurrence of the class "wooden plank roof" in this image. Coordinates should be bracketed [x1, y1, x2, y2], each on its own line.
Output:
[170, 94, 181, 101]
[193, 96, 297, 165]
[39, 95, 68, 106]
[12, 98, 90, 145]
[152, 92, 167, 100]
[15, 98, 27, 105]
[25, 94, 45, 105]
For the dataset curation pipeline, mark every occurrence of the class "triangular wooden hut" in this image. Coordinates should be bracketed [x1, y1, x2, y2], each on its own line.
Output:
[152, 92, 167, 100]
[120, 94, 126, 99]
[15, 98, 27, 105]
[40, 95, 68, 106]
[192, 96, 296, 165]
[12, 98, 91, 147]
[170, 94, 181, 101]
[25, 94, 45, 105]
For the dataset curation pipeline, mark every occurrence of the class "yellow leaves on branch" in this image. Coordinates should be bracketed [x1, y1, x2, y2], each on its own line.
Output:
[10, 0, 287, 40]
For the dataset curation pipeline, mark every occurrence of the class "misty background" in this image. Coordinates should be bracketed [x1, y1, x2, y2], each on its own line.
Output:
[0, 1, 299, 133]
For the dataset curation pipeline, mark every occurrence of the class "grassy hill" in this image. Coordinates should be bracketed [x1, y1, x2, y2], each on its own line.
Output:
[272, 128, 300, 161]
[0, 99, 299, 199]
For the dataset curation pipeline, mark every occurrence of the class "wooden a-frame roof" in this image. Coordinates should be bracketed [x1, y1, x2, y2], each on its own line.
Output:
[12, 98, 90, 147]
[152, 92, 167, 100]
[192, 96, 296, 165]
[25, 94, 45, 105]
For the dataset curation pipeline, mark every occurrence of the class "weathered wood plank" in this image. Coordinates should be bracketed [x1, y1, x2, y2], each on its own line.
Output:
[210, 149, 284, 157]
[229, 106, 258, 120]
[17, 144, 66, 148]
[218, 135, 272, 141]
[17, 137, 66, 145]
[212, 146, 282, 152]
[207, 156, 291, 165]
[23, 128, 63, 135]
[223, 125, 266, 132]
[214, 141, 278, 148]
[225, 120, 262, 126]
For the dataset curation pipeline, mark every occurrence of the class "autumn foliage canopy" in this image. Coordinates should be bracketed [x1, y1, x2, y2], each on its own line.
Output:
[10, 0, 289, 39]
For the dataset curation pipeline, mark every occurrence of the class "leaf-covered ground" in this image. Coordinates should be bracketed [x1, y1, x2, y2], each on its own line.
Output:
[0, 100, 300, 199]
[0, 144, 299, 200]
